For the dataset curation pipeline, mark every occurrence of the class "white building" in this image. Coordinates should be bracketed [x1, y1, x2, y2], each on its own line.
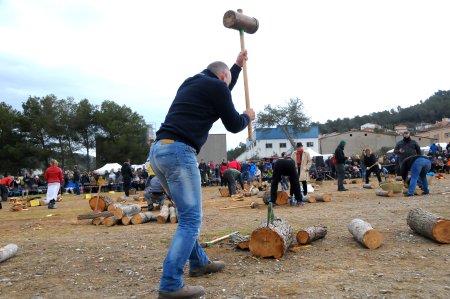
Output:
[237, 126, 320, 161]
[360, 123, 381, 130]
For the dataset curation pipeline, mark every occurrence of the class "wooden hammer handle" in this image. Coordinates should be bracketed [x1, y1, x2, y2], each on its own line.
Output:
[220, 205, 251, 210]
[238, 8, 253, 141]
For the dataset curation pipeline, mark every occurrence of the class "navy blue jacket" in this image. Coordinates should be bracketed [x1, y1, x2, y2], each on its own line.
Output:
[156, 64, 250, 153]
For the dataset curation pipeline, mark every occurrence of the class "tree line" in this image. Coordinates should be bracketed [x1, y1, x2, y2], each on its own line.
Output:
[0, 95, 149, 175]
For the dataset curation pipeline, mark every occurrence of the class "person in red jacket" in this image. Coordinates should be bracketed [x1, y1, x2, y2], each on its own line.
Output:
[0, 174, 13, 209]
[44, 159, 63, 209]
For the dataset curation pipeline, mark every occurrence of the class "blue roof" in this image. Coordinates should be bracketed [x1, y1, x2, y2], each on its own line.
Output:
[255, 126, 319, 140]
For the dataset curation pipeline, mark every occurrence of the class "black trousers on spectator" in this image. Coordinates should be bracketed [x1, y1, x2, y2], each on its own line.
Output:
[223, 171, 237, 196]
[271, 159, 302, 203]
[123, 177, 132, 196]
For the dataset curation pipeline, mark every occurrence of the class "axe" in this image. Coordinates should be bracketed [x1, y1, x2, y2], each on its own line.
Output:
[200, 231, 239, 248]
[223, 9, 259, 141]
[220, 201, 259, 210]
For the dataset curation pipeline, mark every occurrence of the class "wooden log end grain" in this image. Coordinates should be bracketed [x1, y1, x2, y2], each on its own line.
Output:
[275, 191, 289, 205]
[89, 195, 113, 212]
[407, 208, 450, 244]
[362, 229, 384, 249]
[103, 216, 120, 227]
[296, 231, 310, 244]
[296, 225, 328, 245]
[348, 219, 383, 249]
[249, 219, 294, 259]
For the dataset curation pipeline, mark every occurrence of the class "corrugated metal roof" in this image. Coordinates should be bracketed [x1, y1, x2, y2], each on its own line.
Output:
[255, 126, 319, 140]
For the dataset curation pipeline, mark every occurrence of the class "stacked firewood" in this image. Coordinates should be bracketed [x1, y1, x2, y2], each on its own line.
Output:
[79, 195, 178, 226]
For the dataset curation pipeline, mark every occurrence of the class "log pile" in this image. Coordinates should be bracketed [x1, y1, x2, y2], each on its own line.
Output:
[348, 218, 383, 249]
[407, 208, 450, 244]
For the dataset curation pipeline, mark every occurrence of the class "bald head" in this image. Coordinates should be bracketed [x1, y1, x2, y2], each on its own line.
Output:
[207, 61, 231, 86]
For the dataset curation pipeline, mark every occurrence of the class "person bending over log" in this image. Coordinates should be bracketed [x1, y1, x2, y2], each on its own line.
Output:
[144, 176, 167, 210]
[222, 168, 244, 196]
[401, 155, 431, 197]
[149, 50, 255, 299]
[270, 152, 304, 206]
[363, 148, 382, 185]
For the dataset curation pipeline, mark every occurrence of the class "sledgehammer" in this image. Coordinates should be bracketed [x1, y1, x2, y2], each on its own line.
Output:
[223, 9, 259, 141]
[200, 231, 239, 248]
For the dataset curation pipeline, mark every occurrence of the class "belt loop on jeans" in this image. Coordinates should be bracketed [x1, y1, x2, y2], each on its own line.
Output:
[161, 139, 175, 145]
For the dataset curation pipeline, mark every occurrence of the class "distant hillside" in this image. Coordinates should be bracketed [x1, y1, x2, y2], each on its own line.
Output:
[314, 90, 450, 133]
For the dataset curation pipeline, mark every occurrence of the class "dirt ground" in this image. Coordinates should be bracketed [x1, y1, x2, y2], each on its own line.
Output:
[1, 176, 449, 299]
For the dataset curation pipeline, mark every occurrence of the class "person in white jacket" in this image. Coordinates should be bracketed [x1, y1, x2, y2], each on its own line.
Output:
[291, 142, 312, 196]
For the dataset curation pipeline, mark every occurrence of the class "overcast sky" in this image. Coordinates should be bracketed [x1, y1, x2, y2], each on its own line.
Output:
[1, 0, 449, 149]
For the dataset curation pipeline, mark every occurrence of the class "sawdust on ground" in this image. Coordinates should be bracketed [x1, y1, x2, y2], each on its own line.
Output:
[0, 176, 449, 299]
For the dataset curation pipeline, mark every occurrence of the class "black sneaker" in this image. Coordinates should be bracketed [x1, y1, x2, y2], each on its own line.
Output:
[48, 199, 57, 209]
[338, 188, 349, 191]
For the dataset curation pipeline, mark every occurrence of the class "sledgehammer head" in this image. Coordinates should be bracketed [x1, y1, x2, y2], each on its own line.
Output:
[223, 10, 259, 34]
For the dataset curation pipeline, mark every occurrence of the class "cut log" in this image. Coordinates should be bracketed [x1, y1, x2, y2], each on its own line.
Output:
[113, 204, 142, 219]
[363, 183, 377, 189]
[0, 244, 18, 263]
[395, 176, 403, 181]
[121, 215, 133, 225]
[157, 205, 170, 224]
[275, 191, 289, 205]
[348, 219, 383, 249]
[231, 194, 244, 201]
[103, 216, 121, 227]
[107, 203, 123, 213]
[91, 217, 105, 225]
[131, 212, 157, 225]
[77, 211, 113, 220]
[89, 195, 113, 212]
[296, 225, 328, 245]
[169, 207, 178, 223]
[407, 208, 450, 244]
[309, 193, 331, 202]
[230, 233, 250, 250]
[375, 189, 394, 197]
[249, 218, 294, 259]
[219, 188, 230, 197]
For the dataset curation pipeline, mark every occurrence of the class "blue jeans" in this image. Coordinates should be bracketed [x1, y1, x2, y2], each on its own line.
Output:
[74, 180, 81, 195]
[149, 140, 209, 292]
[408, 157, 431, 195]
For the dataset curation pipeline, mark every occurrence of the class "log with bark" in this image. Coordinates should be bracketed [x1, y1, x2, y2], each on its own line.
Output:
[113, 204, 142, 219]
[230, 233, 250, 250]
[103, 216, 121, 227]
[77, 211, 113, 220]
[348, 218, 383, 249]
[0, 244, 18, 263]
[249, 218, 294, 259]
[219, 188, 230, 197]
[107, 203, 123, 213]
[296, 225, 328, 245]
[89, 195, 114, 212]
[169, 206, 178, 223]
[407, 208, 450, 244]
[92, 217, 105, 225]
[307, 193, 331, 203]
[131, 212, 157, 225]
[275, 191, 289, 205]
[157, 204, 170, 224]
[121, 215, 133, 225]
[363, 183, 377, 189]
[375, 189, 394, 197]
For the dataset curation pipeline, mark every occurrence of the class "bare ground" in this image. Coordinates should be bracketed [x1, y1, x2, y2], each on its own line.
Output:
[0, 176, 449, 299]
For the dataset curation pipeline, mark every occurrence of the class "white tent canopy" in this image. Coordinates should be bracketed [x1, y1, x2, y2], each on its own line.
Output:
[94, 163, 122, 175]
[306, 148, 322, 157]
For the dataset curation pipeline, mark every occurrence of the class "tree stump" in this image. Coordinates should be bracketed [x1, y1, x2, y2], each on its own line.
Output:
[131, 212, 157, 225]
[103, 216, 121, 227]
[407, 208, 450, 244]
[296, 225, 328, 244]
[157, 204, 170, 223]
[113, 204, 141, 219]
[249, 218, 294, 259]
[89, 195, 113, 212]
[348, 219, 383, 249]
[0, 244, 18, 263]
[169, 207, 178, 223]
[275, 191, 289, 205]
[375, 189, 394, 197]
[308, 193, 331, 203]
